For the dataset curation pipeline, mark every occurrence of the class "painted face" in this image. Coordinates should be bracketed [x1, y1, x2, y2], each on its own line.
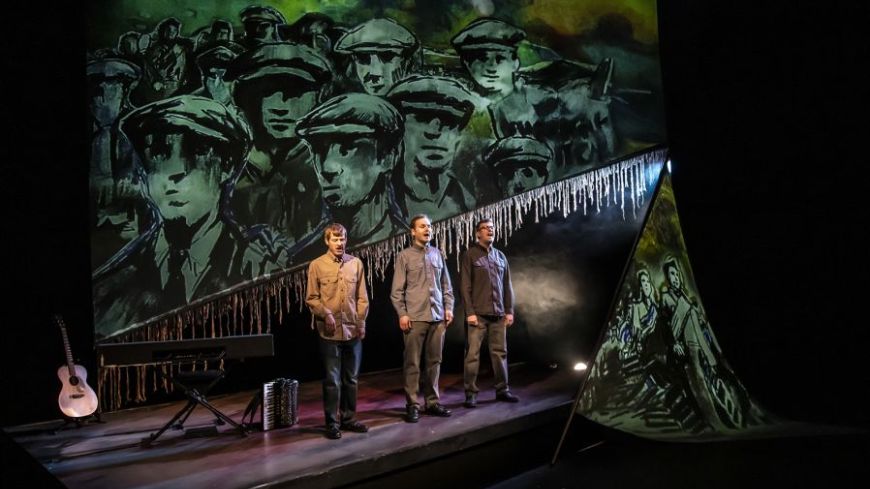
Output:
[500, 165, 546, 196]
[203, 68, 232, 105]
[326, 232, 347, 257]
[161, 24, 179, 41]
[402, 112, 462, 173]
[90, 78, 126, 126]
[476, 220, 495, 246]
[314, 137, 388, 209]
[260, 90, 318, 139]
[246, 22, 276, 44]
[140, 132, 226, 226]
[213, 27, 231, 42]
[462, 48, 517, 96]
[119, 35, 139, 56]
[353, 51, 406, 96]
[639, 273, 652, 298]
[667, 265, 682, 289]
[410, 216, 433, 246]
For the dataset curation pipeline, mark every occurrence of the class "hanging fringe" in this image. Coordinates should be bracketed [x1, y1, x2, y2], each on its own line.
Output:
[97, 147, 666, 412]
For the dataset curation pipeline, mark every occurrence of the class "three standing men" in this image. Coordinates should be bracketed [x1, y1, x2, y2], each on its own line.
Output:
[307, 215, 519, 438]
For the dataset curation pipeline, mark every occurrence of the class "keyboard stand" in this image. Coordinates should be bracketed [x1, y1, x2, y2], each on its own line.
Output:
[141, 359, 248, 447]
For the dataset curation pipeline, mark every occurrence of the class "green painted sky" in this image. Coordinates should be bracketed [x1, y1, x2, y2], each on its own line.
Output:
[88, 0, 659, 50]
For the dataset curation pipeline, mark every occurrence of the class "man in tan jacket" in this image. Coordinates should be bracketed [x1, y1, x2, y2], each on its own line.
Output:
[305, 223, 369, 439]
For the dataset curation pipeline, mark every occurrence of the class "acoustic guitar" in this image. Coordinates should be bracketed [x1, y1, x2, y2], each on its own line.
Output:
[54, 315, 99, 418]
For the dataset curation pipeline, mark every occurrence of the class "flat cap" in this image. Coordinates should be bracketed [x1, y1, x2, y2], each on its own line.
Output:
[156, 17, 182, 29]
[335, 18, 417, 54]
[484, 136, 552, 170]
[296, 93, 403, 139]
[226, 42, 332, 85]
[120, 95, 253, 166]
[386, 75, 476, 123]
[195, 45, 241, 71]
[239, 5, 286, 25]
[86, 57, 141, 81]
[451, 18, 525, 52]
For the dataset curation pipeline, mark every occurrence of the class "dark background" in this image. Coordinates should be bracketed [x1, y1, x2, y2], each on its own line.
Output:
[2, 0, 869, 430]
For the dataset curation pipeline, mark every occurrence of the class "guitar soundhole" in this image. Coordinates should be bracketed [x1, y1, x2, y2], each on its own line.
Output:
[69, 376, 80, 386]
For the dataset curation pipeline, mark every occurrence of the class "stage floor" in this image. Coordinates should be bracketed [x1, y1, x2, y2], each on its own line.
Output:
[6, 363, 578, 489]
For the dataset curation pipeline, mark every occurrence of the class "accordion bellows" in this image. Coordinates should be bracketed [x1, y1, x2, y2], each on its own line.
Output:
[262, 378, 298, 431]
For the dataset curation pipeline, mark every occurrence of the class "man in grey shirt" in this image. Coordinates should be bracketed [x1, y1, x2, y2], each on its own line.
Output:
[460, 217, 520, 408]
[391, 214, 455, 422]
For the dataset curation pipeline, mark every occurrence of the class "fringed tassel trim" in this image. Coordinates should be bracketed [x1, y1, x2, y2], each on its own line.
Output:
[97, 147, 666, 412]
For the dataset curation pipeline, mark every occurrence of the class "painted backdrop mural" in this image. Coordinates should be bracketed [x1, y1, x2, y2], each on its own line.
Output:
[578, 173, 773, 439]
[88, 0, 666, 340]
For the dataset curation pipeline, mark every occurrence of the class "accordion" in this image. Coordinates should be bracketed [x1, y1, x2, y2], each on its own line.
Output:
[262, 378, 298, 431]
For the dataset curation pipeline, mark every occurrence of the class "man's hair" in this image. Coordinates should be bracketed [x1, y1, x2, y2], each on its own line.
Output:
[662, 257, 683, 286]
[410, 214, 430, 228]
[323, 222, 347, 242]
[475, 217, 493, 230]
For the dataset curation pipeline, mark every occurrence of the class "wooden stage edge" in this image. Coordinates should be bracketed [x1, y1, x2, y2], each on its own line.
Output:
[5, 362, 581, 489]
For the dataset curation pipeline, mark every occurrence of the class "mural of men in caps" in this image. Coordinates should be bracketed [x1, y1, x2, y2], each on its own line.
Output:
[559, 63, 617, 173]
[386, 75, 477, 221]
[283, 13, 353, 92]
[296, 93, 408, 245]
[451, 19, 563, 176]
[191, 45, 241, 108]
[452, 18, 617, 180]
[87, 56, 147, 269]
[334, 18, 419, 96]
[208, 19, 235, 45]
[483, 136, 552, 198]
[239, 5, 286, 48]
[227, 42, 333, 244]
[92, 95, 290, 340]
[283, 12, 344, 59]
[135, 17, 194, 104]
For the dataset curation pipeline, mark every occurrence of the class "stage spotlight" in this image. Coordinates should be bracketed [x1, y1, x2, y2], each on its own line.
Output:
[573, 362, 588, 372]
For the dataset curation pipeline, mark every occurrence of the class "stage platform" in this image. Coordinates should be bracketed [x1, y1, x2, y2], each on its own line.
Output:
[5, 363, 579, 489]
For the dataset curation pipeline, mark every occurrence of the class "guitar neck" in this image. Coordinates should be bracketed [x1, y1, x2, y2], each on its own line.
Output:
[56, 316, 77, 377]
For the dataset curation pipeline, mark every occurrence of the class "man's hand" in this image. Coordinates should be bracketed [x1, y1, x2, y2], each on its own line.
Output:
[505, 313, 514, 327]
[467, 315, 478, 326]
[324, 313, 337, 335]
[445, 310, 454, 326]
[674, 343, 685, 357]
[358, 327, 366, 340]
[399, 315, 411, 332]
